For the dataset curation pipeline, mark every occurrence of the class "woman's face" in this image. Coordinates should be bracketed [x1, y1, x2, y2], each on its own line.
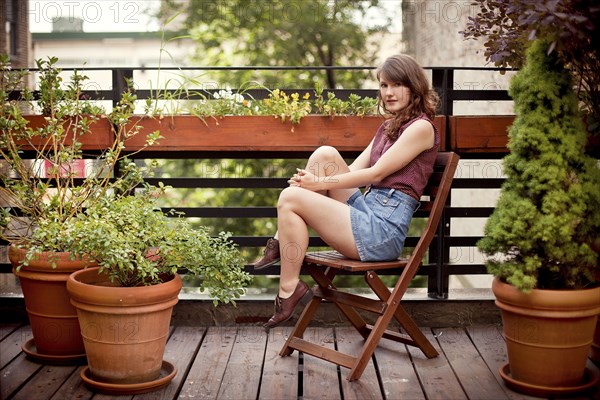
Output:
[379, 75, 411, 114]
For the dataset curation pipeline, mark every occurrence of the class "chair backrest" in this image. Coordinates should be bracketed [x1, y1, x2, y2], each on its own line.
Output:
[392, 152, 459, 293]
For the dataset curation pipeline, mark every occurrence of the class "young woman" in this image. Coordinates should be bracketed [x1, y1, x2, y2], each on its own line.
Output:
[254, 54, 440, 329]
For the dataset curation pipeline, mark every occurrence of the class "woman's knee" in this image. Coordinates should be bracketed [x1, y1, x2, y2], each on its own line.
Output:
[277, 186, 303, 210]
[308, 146, 346, 175]
[310, 145, 340, 163]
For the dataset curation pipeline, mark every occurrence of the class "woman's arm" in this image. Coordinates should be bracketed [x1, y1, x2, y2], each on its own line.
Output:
[292, 120, 434, 191]
[348, 139, 374, 172]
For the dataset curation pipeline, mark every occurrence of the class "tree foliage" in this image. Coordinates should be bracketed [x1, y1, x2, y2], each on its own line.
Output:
[477, 40, 600, 291]
[461, 0, 600, 134]
[159, 0, 390, 89]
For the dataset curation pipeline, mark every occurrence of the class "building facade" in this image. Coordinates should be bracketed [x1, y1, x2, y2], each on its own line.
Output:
[1, 0, 30, 67]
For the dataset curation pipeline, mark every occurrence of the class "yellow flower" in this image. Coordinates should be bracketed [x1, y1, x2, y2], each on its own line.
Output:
[303, 92, 310, 100]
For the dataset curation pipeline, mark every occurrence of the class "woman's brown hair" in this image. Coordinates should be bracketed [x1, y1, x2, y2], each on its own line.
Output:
[376, 54, 439, 138]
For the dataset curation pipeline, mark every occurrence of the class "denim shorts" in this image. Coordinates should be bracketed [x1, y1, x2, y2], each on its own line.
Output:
[347, 187, 419, 262]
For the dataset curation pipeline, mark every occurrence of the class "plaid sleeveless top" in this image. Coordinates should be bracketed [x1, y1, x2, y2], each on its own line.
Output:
[369, 115, 440, 201]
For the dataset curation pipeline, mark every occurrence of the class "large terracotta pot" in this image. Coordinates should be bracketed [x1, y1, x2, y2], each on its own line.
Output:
[492, 278, 600, 395]
[67, 267, 182, 386]
[592, 318, 600, 365]
[9, 246, 94, 362]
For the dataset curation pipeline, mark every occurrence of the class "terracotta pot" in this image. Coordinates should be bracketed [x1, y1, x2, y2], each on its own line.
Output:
[9, 246, 94, 360]
[67, 267, 182, 385]
[492, 277, 600, 390]
[592, 318, 600, 365]
[592, 268, 600, 365]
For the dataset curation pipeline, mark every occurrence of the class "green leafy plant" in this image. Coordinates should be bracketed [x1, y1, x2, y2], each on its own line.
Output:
[71, 187, 251, 303]
[477, 40, 600, 291]
[1, 54, 251, 303]
[0, 54, 158, 266]
[186, 84, 378, 125]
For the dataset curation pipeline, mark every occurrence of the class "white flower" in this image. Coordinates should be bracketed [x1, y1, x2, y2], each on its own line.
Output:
[233, 93, 244, 103]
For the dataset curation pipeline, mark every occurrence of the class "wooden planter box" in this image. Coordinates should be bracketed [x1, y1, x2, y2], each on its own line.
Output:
[449, 115, 514, 153]
[124, 115, 447, 152]
[449, 115, 599, 156]
[10, 116, 114, 151]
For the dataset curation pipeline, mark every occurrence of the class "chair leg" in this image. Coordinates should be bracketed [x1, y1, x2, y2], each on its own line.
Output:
[365, 271, 438, 358]
[307, 264, 370, 338]
[347, 301, 399, 381]
[279, 294, 323, 356]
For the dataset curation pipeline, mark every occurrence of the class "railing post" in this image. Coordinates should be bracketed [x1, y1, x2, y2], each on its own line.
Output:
[111, 68, 134, 108]
[432, 68, 453, 151]
[428, 197, 452, 300]
[432, 67, 454, 116]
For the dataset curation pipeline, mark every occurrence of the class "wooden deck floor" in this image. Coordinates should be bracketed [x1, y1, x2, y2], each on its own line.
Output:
[1, 323, 598, 400]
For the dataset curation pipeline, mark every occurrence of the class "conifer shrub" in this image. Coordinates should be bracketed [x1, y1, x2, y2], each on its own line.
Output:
[478, 40, 600, 292]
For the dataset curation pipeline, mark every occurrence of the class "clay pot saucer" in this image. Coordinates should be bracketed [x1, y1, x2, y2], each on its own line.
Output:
[22, 339, 87, 365]
[500, 363, 599, 397]
[80, 360, 177, 395]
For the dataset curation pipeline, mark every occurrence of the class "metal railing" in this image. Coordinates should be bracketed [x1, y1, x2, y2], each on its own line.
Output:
[1, 65, 517, 299]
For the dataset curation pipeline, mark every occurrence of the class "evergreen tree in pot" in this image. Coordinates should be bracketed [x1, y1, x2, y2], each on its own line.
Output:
[477, 40, 600, 396]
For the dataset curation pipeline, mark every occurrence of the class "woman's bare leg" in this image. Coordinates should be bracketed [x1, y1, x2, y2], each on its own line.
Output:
[275, 146, 360, 297]
[276, 187, 359, 297]
[273, 145, 356, 241]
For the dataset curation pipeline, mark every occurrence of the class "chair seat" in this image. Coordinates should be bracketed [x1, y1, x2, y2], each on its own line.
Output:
[304, 250, 409, 272]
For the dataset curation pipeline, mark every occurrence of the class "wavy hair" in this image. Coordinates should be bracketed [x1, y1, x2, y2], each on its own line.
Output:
[376, 54, 439, 139]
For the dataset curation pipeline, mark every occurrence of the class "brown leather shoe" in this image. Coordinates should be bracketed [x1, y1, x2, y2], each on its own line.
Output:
[264, 281, 312, 329]
[253, 238, 280, 270]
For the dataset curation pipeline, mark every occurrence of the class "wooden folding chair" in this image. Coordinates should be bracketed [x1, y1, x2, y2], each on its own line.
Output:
[279, 151, 460, 381]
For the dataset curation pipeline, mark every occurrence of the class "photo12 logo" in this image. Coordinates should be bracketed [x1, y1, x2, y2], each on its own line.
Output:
[28, 1, 142, 25]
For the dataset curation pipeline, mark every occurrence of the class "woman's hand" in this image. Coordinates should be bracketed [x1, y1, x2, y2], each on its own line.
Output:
[288, 168, 322, 191]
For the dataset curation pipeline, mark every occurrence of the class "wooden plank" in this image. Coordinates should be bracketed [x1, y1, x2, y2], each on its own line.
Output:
[0, 323, 20, 340]
[124, 115, 383, 152]
[217, 326, 267, 399]
[335, 326, 383, 400]
[433, 327, 508, 399]
[467, 325, 559, 400]
[135, 326, 206, 400]
[49, 366, 93, 400]
[408, 328, 466, 400]
[288, 336, 355, 369]
[178, 326, 236, 399]
[93, 393, 133, 400]
[302, 327, 341, 400]
[449, 115, 513, 153]
[0, 325, 32, 369]
[0, 354, 44, 399]
[259, 327, 299, 400]
[374, 329, 425, 400]
[11, 364, 78, 400]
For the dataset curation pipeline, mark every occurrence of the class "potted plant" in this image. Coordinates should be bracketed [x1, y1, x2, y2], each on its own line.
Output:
[0, 54, 158, 362]
[66, 188, 251, 395]
[477, 40, 600, 397]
